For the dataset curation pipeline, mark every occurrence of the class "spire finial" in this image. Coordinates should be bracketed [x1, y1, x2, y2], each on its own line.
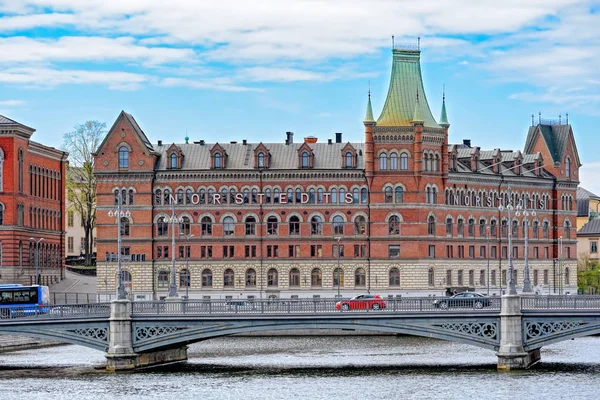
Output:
[418, 36, 420, 50]
[531, 114, 534, 126]
[392, 35, 395, 50]
[566, 113, 569, 124]
[439, 86, 449, 128]
[363, 87, 375, 125]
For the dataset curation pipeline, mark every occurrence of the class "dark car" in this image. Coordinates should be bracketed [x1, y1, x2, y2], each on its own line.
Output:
[336, 294, 386, 311]
[433, 292, 492, 310]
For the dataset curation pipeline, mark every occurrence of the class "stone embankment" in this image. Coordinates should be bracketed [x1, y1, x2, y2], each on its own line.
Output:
[0, 335, 62, 352]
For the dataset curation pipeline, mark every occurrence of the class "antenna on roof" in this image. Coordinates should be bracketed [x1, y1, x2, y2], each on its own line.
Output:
[559, 114, 562, 124]
[391, 35, 394, 50]
[538, 111, 541, 124]
[418, 36, 420, 50]
[531, 114, 534, 127]
[566, 113, 569, 124]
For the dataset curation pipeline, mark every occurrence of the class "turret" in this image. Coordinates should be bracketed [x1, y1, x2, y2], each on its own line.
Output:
[363, 91, 376, 185]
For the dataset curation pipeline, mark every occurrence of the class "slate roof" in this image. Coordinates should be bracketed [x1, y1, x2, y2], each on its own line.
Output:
[123, 112, 154, 153]
[376, 49, 440, 128]
[524, 124, 572, 164]
[155, 142, 365, 171]
[578, 218, 600, 236]
[0, 115, 18, 125]
[577, 187, 600, 218]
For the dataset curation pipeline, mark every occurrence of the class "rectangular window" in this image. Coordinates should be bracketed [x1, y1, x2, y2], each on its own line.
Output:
[310, 245, 322, 258]
[591, 241, 599, 254]
[353, 244, 366, 257]
[333, 245, 345, 258]
[491, 246, 497, 258]
[468, 270, 474, 286]
[502, 270, 507, 286]
[429, 245, 435, 258]
[468, 246, 475, 258]
[533, 247, 539, 258]
[457, 270, 463, 286]
[157, 246, 162, 258]
[480, 246, 486, 258]
[544, 247, 549, 259]
[566, 247, 570, 259]
[67, 237, 74, 253]
[491, 270, 497, 286]
[201, 245, 213, 258]
[543, 269, 549, 285]
[457, 246, 464, 258]
[67, 211, 74, 227]
[266, 245, 279, 258]
[502, 246, 508, 259]
[446, 270, 452, 286]
[513, 246, 518, 259]
[163, 246, 169, 259]
[245, 245, 256, 258]
[533, 270, 539, 286]
[223, 245, 234, 258]
[479, 270, 485, 286]
[446, 245, 453, 258]
[289, 245, 300, 258]
[388, 245, 400, 258]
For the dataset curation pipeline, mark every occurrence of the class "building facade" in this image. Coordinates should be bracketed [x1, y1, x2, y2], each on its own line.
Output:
[0, 115, 68, 285]
[94, 46, 580, 301]
[65, 169, 97, 263]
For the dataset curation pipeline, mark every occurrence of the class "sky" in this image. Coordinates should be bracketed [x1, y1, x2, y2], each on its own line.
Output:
[0, 0, 599, 192]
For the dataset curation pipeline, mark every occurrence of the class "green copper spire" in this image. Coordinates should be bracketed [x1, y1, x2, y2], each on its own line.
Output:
[363, 90, 375, 124]
[411, 90, 424, 124]
[439, 90, 449, 128]
[377, 48, 440, 128]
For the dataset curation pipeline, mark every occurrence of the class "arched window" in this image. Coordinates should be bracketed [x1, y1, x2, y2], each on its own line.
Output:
[379, 153, 387, 170]
[311, 216, 322, 235]
[185, 189, 192, 204]
[311, 268, 322, 287]
[390, 153, 398, 170]
[331, 188, 337, 203]
[267, 216, 278, 235]
[491, 220, 497, 237]
[564, 221, 571, 239]
[245, 216, 256, 235]
[389, 268, 400, 287]
[354, 216, 366, 235]
[565, 157, 571, 178]
[353, 188, 359, 203]
[18, 149, 23, 193]
[301, 151, 310, 168]
[533, 220, 539, 239]
[246, 269, 256, 287]
[289, 215, 300, 235]
[177, 189, 184, 204]
[0, 149, 4, 192]
[384, 187, 393, 203]
[258, 152, 265, 168]
[355, 268, 366, 287]
[389, 215, 400, 235]
[543, 221, 549, 239]
[428, 268, 434, 286]
[468, 218, 475, 237]
[395, 187, 404, 203]
[309, 188, 315, 204]
[400, 153, 408, 170]
[345, 151, 353, 168]
[157, 217, 168, 236]
[128, 189, 134, 205]
[118, 146, 129, 168]
[457, 218, 464, 236]
[289, 268, 300, 287]
[361, 188, 368, 203]
[317, 188, 324, 204]
[565, 267, 570, 285]
[180, 216, 190, 235]
[180, 269, 190, 288]
[426, 187, 431, 203]
[428, 215, 435, 235]
[432, 187, 437, 204]
[446, 217, 453, 236]
[164, 189, 171, 205]
[223, 216, 235, 236]
[333, 215, 344, 235]
[224, 268, 234, 287]
[157, 270, 169, 288]
[267, 268, 278, 286]
[333, 268, 344, 287]
[501, 220, 508, 238]
[170, 153, 178, 168]
[201, 216, 212, 235]
[155, 189, 162, 205]
[423, 153, 429, 171]
[214, 153, 222, 168]
[512, 220, 519, 238]
[120, 217, 130, 236]
[202, 269, 213, 287]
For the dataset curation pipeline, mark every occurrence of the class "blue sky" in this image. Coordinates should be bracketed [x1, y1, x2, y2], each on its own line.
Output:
[1, 0, 599, 192]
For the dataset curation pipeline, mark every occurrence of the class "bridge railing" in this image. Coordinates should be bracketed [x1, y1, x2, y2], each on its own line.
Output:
[131, 297, 501, 315]
[0, 303, 112, 320]
[521, 295, 600, 310]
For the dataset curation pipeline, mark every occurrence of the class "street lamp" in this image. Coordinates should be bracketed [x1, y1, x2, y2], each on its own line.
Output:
[29, 237, 44, 285]
[181, 233, 194, 300]
[515, 200, 536, 293]
[486, 227, 490, 296]
[558, 236, 563, 295]
[334, 236, 342, 299]
[498, 185, 517, 295]
[167, 200, 184, 299]
[107, 192, 130, 300]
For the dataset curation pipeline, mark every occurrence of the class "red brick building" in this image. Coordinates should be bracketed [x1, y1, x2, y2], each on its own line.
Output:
[94, 46, 580, 300]
[0, 115, 68, 285]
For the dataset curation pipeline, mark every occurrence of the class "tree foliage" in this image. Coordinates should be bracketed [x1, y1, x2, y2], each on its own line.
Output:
[577, 252, 600, 294]
[62, 121, 106, 266]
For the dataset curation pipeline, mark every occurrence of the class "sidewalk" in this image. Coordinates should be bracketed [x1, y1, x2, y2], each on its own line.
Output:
[50, 270, 97, 294]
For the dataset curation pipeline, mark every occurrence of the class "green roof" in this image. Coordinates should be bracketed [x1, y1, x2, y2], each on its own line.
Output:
[376, 49, 440, 128]
[439, 95, 449, 127]
[363, 92, 375, 124]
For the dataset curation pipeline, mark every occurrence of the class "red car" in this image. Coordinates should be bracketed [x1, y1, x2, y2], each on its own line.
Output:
[335, 294, 386, 311]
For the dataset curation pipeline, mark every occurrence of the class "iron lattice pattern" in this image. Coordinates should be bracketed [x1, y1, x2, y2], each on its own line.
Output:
[135, 326, 186, 341]
[69, 327, 108, 342]
[438, 322, 498, 340]
[526, 321, 583, 340]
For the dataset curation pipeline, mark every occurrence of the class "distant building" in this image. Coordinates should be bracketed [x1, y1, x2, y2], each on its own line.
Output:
[0, 115, 68, 285]
[577, 187, 600, 264]
[576, 187, 600, 230]
[65, 168, 97, 264]
[94, 46, 580, 300]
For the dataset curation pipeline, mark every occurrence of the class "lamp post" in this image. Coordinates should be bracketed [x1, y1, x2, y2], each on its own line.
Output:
[181, 233, 194, 300]
[107, 192, 129, 300]
[486, 227, 490, 296]
[498, 185, 517, 295]
[558, 236, 563, 295]
[167, 201, 184, 299]
[334, 236, 341, 299]
[515, 200, 535, 293]
[29, 237, 44, 285]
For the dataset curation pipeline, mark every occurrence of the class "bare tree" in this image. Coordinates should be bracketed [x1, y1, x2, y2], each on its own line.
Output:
[62, 121, 106, 266]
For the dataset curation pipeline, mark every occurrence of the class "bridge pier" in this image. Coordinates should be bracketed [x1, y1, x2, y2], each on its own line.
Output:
[105, 300, 188, 371]
[496, 295, 540, 371]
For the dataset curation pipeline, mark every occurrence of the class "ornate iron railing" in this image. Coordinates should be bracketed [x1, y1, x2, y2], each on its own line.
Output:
[521, 295, 600, 310]
[0, 303, 111, 320]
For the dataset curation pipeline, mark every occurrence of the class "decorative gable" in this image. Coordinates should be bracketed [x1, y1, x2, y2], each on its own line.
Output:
[341, 142, 357, 169]
[253, 143, 271, 169]
[297, 142, 314, 169]
[493, 148, 502, 174]
[513, 150, 523, 175]
[470, 147, 480, 172]
[210, 143, 227, 169]
[166, 143, 184, 169]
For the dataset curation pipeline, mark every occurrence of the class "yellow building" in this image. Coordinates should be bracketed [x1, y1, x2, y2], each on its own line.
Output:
[577, 187, 600, 265]
[577, 187, 600, 230]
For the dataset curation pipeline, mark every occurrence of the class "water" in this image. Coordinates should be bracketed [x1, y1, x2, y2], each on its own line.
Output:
[0, 335, 598, 399]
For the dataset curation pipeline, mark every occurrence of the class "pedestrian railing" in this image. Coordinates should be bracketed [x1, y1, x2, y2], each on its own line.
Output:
[521, 295, 600, 310]
[51, 293, 99, 305]
[0, 303, 111, 320]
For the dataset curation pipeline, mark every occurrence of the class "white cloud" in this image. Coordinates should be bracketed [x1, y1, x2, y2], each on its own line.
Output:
[159, 77, 262, 92]
[0, 99, 26, 107]
[0, 67, 150, 89]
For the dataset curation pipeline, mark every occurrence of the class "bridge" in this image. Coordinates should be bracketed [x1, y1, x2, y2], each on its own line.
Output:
[1, 295, 600, 371]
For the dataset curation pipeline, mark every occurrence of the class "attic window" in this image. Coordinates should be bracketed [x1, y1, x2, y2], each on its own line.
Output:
[345, 151, 353, 168]
[119, 146, 129, 168]
[258, 152, 265, 168]
[214, 153, 222, 168]
[301, 152, 310, 167]
[169, 153, 178, 169]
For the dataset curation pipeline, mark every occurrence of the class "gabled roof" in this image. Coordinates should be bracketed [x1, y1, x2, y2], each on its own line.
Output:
[577, 187, 600, 201]
[577, 187, 600, 218]
[376, 49, 440, 128]
[94, 110, 156, 156]
[524, 124, 579, 166]
[578, 218, 600, 236]
[0, 114, 36, 134]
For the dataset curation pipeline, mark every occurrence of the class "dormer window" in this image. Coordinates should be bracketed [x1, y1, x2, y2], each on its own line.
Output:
[165, 144, 183, 169]
[253, 144, 271, 169]
[170, 153, 178, 168]
[341, 143, 357, 169]
[345, 151, 353, 167]
[302, 152, 309, 167]
[258, 153, 265, 168]
[215, 153, 222, 168]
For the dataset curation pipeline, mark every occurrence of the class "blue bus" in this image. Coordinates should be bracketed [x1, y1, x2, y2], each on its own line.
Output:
[0, 284, 50, 318]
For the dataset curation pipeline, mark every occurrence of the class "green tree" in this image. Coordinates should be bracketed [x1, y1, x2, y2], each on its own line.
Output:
[62, 121, 106, 266]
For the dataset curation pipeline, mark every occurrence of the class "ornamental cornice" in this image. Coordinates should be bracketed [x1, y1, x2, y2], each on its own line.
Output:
[95, 173, 154, 183]
[447, 174, 555, 189]
[154, 171, 365, 182]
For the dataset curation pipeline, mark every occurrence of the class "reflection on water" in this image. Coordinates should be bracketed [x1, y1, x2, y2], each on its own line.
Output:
[0, 335, 599, 399]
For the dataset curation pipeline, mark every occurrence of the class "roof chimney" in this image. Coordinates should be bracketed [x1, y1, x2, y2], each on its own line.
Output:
[463, 139, 471, 148]
[157, 140, 162, 146]
[285, 131, 294, 145]
[242, 139, 247, 145]
[335, 132, 342, 143]
[328, 139, 332, 145]
[304, 136, 318, 144]
[199, 140, 205, 146]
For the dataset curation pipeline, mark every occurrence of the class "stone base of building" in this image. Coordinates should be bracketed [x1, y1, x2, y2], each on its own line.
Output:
[496, 348, 541, 371]
[105, 346, 188, 371]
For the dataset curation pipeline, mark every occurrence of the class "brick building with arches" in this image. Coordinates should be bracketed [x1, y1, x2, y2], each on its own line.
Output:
[0, 115, 68, 285]
[94, 46, 580, 300]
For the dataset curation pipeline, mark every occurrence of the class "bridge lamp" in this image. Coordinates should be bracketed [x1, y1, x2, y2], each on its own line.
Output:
[108, 192, 130, 300]
[498, 186, 517, 295]
[166, 202, 185, 299]
[515, 204, 535, 293]
[28, 237, 44, 286]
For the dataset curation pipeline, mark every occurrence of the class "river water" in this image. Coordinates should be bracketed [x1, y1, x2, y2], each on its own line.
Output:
[0, 334, 598, 399]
